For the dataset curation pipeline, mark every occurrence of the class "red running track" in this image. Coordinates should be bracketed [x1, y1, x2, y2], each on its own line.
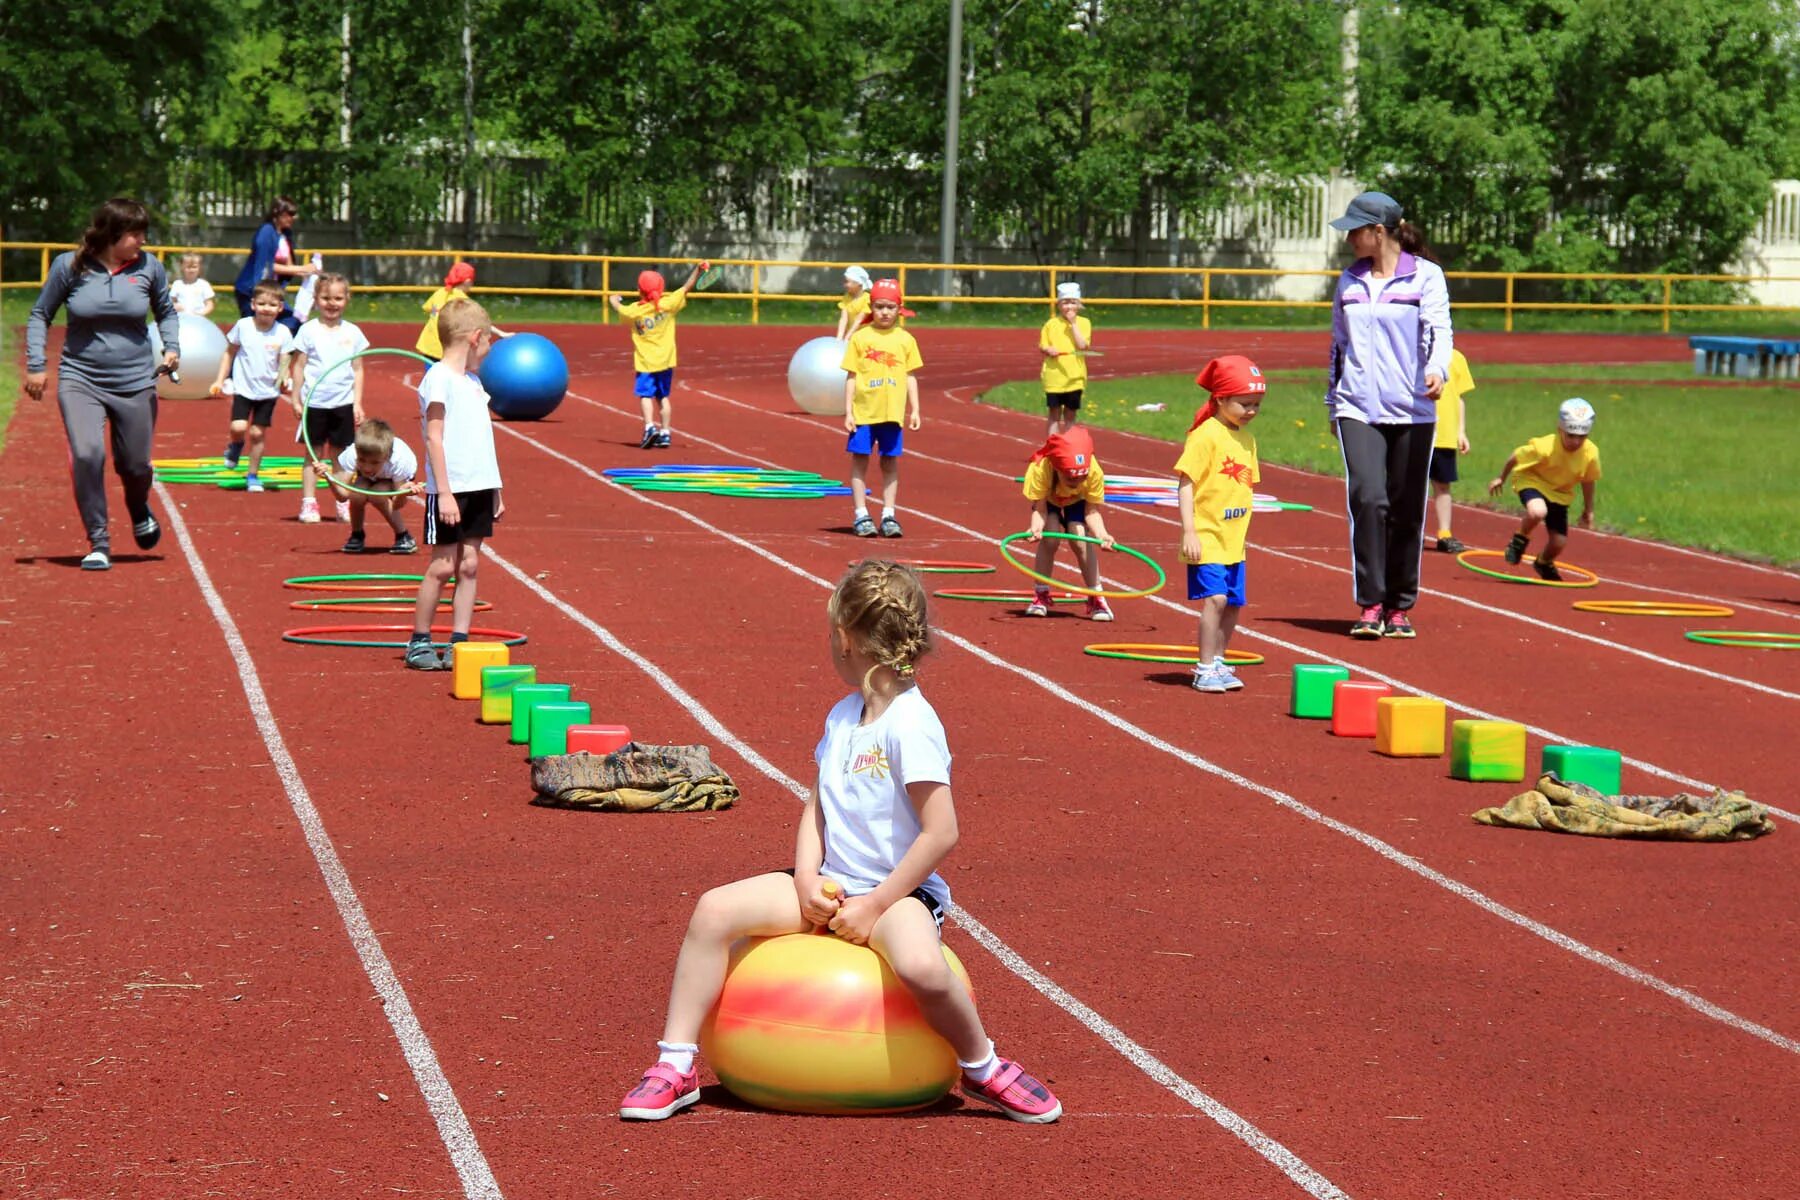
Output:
[3, 324, 1796, 1199]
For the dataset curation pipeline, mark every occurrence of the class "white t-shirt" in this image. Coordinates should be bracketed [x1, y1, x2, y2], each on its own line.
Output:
[170, 278, 215, 314]
[292, 318, 370, 410]
[812, 687, 952, 908]
[336, 435, 417, 484]
[226, 318, 294, 399]
[418, 361, 501, 494]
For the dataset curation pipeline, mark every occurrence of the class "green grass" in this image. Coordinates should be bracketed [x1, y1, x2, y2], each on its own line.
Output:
[978, 364, 1800, 568]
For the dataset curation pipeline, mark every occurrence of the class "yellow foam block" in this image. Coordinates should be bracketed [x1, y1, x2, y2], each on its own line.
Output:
[1375, 696, 1446, 757]
[451, 641, 510, 700]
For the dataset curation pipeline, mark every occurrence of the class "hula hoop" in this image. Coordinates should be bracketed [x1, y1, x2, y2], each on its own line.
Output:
[857, 560, 997, 575]
[283, 572, 459, 594]
[1573, 600, 1735, 618]
[933, 589, 1086, 604]
[1455, 548, 1599, 589]
[1684, 630, 1800, 650]
[281, 623, 527, 649]
[301, 348, 437, 497]
[290, 595, 490, 613]
[998, 531, 1167, 599]
[1084, 643, 1265, 666]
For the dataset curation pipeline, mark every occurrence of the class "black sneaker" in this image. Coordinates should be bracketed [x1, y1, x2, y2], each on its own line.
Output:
[1504, 533, 1529, 565]
[404, 639, 447, 670]
[342, 531, 366, 554]
[132, 516, 161, 550]
[655, 430, 672, 449]
[1533, 559, 1564, 582]
[223, 441, 243, 469]
[390, 531, 418, 555]
[639, 424, 660, 449]
[1435, 535, 1467, 554]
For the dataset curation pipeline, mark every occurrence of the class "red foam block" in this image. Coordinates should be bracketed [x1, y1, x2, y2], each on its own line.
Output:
[566, 724, 632, 755]
[1330, 681, 1393, 737]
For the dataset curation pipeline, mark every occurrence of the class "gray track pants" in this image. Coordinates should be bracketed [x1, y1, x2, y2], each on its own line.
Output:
[57, 376, 158, 552]
[1337, 417, 1435, 612]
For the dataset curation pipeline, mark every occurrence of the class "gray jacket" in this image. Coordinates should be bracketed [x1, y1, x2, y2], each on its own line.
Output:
[27, 251, 180, 392]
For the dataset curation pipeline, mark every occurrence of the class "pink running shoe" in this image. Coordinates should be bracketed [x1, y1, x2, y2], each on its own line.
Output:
[1085, 597, 1114, 622]
[619, 1062, 700, 1121]
[962, 1059, 1062, 1123]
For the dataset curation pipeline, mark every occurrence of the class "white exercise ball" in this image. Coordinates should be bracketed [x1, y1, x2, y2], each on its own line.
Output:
[788, 336, 849, 416]
[148, 313, 229, 401]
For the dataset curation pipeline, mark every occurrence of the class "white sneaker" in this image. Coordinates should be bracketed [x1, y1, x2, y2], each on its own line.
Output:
[335, 500, 352, 523]
[1191, 665, 1230, 694]
[1214, 660, 1245, 691]
[1024, 591, 1051, 618]
[298, 499, 322, 523]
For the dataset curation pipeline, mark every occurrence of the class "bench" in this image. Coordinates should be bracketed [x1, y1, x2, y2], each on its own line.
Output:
[1688, 335, 1800, 379]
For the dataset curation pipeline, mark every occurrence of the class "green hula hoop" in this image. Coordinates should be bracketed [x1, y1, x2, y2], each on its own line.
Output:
[1684, 630, 1800, 650]
[1084, 643, 1265, 666]
[284, 573, 431, 586]
[933, 589, 1085, 604]
[281, 623, 527, 649]
[301, 347, 437, 498]
[997, 531, 1167, 599]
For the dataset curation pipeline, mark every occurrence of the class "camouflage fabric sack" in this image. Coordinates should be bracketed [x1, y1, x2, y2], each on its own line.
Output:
[1473, 773, 1773, 840]
[530, 742, 739, 812]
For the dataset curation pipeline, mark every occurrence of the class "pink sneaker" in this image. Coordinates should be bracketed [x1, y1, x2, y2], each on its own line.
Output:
[619, 1062, 700, 1121]
[297, 498, 322, 524]
[1085, 597, 1114, 622]
[335, 499, 352, 523]
[962, 1058, 1062, 1123]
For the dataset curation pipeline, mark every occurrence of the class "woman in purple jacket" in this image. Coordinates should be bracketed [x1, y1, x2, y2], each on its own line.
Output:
[1325, 191, 1454, 640]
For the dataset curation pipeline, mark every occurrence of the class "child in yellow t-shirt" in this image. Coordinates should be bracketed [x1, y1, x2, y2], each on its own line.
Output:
[1039, 282, 1092, 435]
[416, 262, 475, 360]
[1176, 355, 1265, 694]
[839, 278, 921, 538]
[1488, 398, 1601, 582]
[1020, 425, 1115, 621]
[835, 265, 872, 341]
[1430, 349, 1475, 553]
[610, 261, 705, 449]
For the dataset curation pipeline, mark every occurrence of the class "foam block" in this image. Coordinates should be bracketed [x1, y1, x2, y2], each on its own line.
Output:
[451, 642, 510, 700]
[1375, 696, 1446, 757]
[1291, 664, 1351, 719]
[479, 665, 537, 724]
[566, 724, 632, 755]
[1330, 681, 1392, 737]
[1542, 744, 1622, 796]
[528, 701, 592, 757]
[1451, 720, 1527, 782]
[508, 683, 573, 745]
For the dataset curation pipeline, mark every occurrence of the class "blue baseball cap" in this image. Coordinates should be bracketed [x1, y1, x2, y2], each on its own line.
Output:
[1330, 191, 1403, 232]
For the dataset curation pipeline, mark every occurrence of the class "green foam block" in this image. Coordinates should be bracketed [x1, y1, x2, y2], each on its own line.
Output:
[1542, 744, 1622, 796]
[1451, 720, 1527, 782]
[528, 701, 592, 757]
[1290, 663, 1351, 719]
[479, 665, 538, 724]
[508, 683, 572, 744]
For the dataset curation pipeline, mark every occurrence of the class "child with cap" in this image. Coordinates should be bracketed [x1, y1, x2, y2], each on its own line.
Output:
[1039, 282, 1092, 435]
[835, 265, 873, 340]
[1176, 356, 1264, 693]
[1488, 398, 1601, 581]
[611, 261, 706, 448]
[840, 278, 921, 538]
[1021, 425, 1115, 619]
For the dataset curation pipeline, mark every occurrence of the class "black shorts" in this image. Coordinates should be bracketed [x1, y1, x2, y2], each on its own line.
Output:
[1428, 446, 1459, 484]
[1517, 488, 1569, 535]
[1046, 499, 1089, 529]
[303, 406, 357, 453]
[1045, 389, 1083, 412]
[231, 394, 279, 426]
[778, 868, 944, 929]
[424, 488, 498, 545]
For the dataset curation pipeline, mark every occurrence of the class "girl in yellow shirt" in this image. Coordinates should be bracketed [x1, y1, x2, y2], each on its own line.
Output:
[1020, 425, 1115, 620]
[835, 265, 872, 340]
[1039, 282, 1092, 435]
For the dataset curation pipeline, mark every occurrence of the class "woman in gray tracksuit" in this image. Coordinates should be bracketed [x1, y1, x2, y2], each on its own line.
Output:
[25, 198, 181, 571]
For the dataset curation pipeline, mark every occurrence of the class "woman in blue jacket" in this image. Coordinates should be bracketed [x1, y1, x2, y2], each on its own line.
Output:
[1325, 191, 1454, 640]
[233, 196, 319, 332]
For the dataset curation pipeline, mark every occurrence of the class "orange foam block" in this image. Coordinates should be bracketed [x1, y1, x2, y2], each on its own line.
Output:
[1330, 681, 1393, 737]
[566, 725, 632, 755]
[1375, 696, 1446, 757]
[451, 641, 510, 700]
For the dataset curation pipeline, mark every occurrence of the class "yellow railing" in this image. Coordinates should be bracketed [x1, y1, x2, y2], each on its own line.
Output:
[7, 241, 1800, 333]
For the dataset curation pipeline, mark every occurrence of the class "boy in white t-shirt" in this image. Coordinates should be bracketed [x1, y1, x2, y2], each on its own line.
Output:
[169, 254, 215, 317]
[405, 298, 502, 671]
[285, 273, 370, 523]
[317, 418, 421, 555]
[211, 279, 294, 491]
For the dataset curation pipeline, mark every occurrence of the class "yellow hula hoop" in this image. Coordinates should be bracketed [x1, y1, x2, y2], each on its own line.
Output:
[1455, 548, 1599, 588]
[997, 531, 1168, 600]
[1084, 643, 1265, 666]
[1573, 600, 1736, 618]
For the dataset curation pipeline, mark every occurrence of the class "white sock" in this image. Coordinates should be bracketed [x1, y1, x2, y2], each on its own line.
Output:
[958, 1041, 998, 1082]
[656, 1040, 698, 1074]
[854, 506, 869, 518]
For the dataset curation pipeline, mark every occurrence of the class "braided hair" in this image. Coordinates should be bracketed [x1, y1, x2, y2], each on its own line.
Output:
[829, 559, 932, 692]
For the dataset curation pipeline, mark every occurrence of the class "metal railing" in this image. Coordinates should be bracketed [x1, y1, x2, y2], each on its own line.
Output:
[8, 241, 1800, 332]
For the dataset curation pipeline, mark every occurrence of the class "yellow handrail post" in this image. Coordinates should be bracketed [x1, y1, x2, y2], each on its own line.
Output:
[898, 265, 908, 307]
[1048, 267, 1057, 307]
[751, 262, 761, 325]
[40, 246, 50, 282]
[1202, 270, 1212, 331]
[600, 258, 610, 324]
[1505, 274, 1515, 333]
[1662, 276, 1672, 333]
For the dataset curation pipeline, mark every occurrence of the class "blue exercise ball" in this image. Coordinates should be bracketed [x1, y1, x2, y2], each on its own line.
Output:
[481, 332, 569, 420]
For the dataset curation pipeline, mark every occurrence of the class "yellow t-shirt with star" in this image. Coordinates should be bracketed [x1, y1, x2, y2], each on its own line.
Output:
[1433, 349, 1475, 451]
[1510, 433, 1601, 506]
[1174, 419, 1260, 564]
[1021, 457, 1106, 507]
[1039, 315, 1092, 393]
[840, 325, 922, 426]
[615, 288, 690, 373]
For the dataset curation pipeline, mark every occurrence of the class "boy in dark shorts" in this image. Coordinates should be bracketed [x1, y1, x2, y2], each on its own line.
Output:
[212, 279, 294, 492]
[1488, 398, 1601, 582]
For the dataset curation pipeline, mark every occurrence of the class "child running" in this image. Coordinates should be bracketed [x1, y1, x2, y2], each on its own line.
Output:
[1021, 424, 1115, 620]
[1176, 356, 1264, 694]
[318, 418, 421, 555]
[610, 261, 706, 449]
[835, 265, 872, 340]
[1039, 282, 1092, 435]
[212, 279, 294, 489]
[286, 273, 370, 523]
[1488, 397, 1601, 581]
[618, 559, 1061, 1124]
[840, 278, 921, 538]
[1430, 348, 1476, 553]
[406, 299, 502, 670]
[169, 253, 215, 317]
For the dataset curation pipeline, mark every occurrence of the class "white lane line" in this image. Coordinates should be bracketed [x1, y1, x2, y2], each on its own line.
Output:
[508, 416, 1800, 1053]
[155, 483, 504, 1200]
[474, 502, 1349, 1200]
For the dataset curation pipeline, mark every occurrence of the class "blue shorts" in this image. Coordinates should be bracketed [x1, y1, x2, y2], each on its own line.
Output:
[1188, 561, 1247, 607]
[846, 422, 904, 457]
[1046, 499, 1088, 528]
[634, 369, 674, 400]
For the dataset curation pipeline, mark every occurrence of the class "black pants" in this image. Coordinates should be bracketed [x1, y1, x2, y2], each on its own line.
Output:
[1338, 418, 1435, 611]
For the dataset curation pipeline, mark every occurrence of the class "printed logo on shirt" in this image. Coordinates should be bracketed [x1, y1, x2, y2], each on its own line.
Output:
[633, 314, 664, 335]
[1222, 506, 1249, 521]
[1219, 456, 1254, 485]
[859, 347, 902, 368]
[848, 745, 890, 780]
